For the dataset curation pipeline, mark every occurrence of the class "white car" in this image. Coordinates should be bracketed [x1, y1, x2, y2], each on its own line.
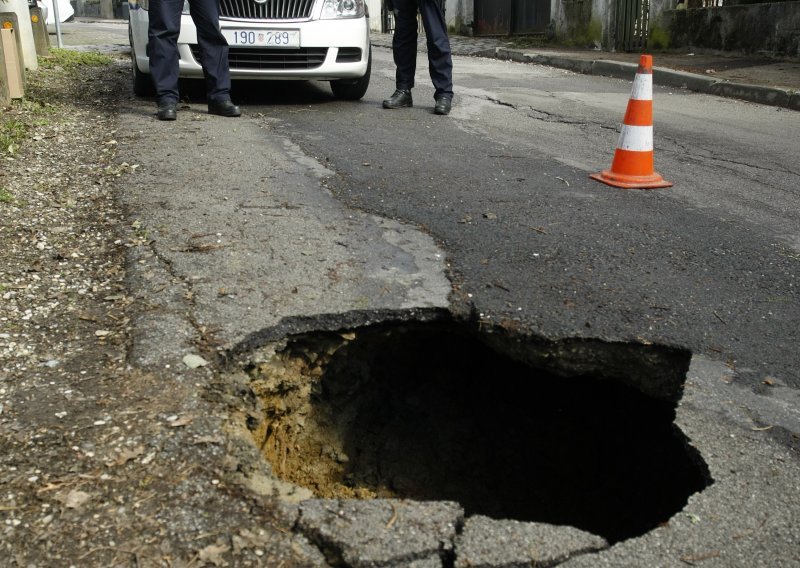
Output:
[128, 0, 371, 100]
[37, 0, 75, 24]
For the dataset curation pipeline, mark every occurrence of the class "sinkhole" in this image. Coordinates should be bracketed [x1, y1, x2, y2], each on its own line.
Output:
[244, 320, 711, 544]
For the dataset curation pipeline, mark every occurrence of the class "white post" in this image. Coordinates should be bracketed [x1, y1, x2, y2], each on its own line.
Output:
[100, 0, 113, 19]
[51, 0, 63, 47]
[4, 0, 38, 70]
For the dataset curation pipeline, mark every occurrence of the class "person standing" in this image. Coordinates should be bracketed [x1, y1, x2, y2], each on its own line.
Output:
[148, 0, 241, 121]
[382, 0, 454, 115]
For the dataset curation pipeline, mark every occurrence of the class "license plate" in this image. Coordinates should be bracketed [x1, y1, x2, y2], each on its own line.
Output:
[223, 29, 300, 48]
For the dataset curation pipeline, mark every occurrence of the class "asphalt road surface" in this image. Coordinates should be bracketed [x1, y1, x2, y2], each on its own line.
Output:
[228, 48, 799, 391]
[51, 21, 800, 566]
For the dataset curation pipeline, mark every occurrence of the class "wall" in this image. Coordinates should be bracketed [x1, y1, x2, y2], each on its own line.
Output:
[552, 0, 607, 47]
[366, 0, 382, 32]
[72, 0, 128, 18]
[448, 0, 472, 33]
[374, 0, 800, 57]
[662, 1, 800, 55]
[369, 0, 471, 34]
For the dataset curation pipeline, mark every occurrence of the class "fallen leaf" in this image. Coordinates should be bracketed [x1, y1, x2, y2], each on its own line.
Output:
[113, 445, 146, 466]
[193, 435, 223, 444]
[198, 543, 230, 567]
[63, 490, 92, 509]
[168, 415, 194, 428]
[78, 313, 101, 322]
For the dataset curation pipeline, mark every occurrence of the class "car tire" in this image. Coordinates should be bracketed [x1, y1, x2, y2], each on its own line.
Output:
[129, 26, 155, 97]
[330, 47, 371, 101]
[132, 59, 155, 97]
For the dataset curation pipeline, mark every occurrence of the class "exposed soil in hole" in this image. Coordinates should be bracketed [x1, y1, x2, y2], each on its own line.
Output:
[246, 321, 711, 543]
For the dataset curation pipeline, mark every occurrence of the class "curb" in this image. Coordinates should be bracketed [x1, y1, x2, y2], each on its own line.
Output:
[491, 47, 798, 111]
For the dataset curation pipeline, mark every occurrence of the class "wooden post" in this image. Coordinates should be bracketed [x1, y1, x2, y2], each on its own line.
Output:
[3, 0, 38, 71]
[0, 34, 10, 105]
[0, 27, 24, 99]
[0, 13, 26, 89]
[29, 7, 49, 56]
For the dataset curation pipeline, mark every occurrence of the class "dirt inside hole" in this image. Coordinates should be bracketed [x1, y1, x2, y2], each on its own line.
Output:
[246, 321, 710, 543]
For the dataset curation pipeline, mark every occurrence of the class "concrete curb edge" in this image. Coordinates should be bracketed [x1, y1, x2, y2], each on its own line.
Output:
[491, 47, 798, 111]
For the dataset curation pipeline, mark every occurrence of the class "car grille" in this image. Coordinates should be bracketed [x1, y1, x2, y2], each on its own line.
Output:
[190, 45, 328, 69]
[219, 0, 316, 20]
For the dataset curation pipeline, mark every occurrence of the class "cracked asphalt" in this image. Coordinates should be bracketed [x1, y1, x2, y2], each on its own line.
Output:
[3, 18, 798, 567]
[112, 66, 799, 566]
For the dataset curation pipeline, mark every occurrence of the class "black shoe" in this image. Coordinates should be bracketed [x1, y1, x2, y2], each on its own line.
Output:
[382, 89, 413, 109]
[156, 102, 177, 121]
[434, 96, 452, 115]
[208, 99, 242, 117]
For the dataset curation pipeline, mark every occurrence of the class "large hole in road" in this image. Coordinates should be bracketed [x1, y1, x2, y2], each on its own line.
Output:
[245, 321, 711, 544]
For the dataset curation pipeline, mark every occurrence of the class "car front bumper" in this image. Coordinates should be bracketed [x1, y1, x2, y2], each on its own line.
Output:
[132, 14, 370, 81]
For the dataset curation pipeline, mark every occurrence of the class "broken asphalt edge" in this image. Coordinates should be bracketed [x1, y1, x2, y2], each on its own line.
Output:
[487, 47, 800, 111]
[114, 86, 800, 567]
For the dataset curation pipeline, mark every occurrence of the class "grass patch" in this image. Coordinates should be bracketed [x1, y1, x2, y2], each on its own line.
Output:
[0, 116, 28, 156]
[0, 188, 13, 203]
[507, 35, 551, 50]
[38, 48, 113, 71]
[1, 48, 111, 157]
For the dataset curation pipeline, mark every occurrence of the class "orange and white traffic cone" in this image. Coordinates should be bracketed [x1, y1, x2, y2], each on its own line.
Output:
[590, 54, 672, 189]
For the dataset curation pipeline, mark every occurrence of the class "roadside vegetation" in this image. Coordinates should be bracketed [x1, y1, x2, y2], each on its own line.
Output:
[0, 45, 144, 565]
[0, 115, 26, 155]
[37, 46, 113, 71]
[1, 46, 290, 566]
[1, 48, 115, 200]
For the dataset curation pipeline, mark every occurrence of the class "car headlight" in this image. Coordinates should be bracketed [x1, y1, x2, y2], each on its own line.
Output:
[320, 0, 365, 19]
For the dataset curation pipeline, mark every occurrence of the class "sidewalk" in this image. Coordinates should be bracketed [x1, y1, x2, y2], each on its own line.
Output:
[371, 32, 800, 111]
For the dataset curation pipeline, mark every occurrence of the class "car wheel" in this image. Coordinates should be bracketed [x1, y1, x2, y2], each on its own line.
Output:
[330, 47, 371, 101]
[129, 26, 155, 97]
[132, 59, 155, 97]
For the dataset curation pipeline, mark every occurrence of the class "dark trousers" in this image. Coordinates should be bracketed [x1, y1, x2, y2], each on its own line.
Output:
[148, 0, 231, 104]
[392, 0, 453, 100]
